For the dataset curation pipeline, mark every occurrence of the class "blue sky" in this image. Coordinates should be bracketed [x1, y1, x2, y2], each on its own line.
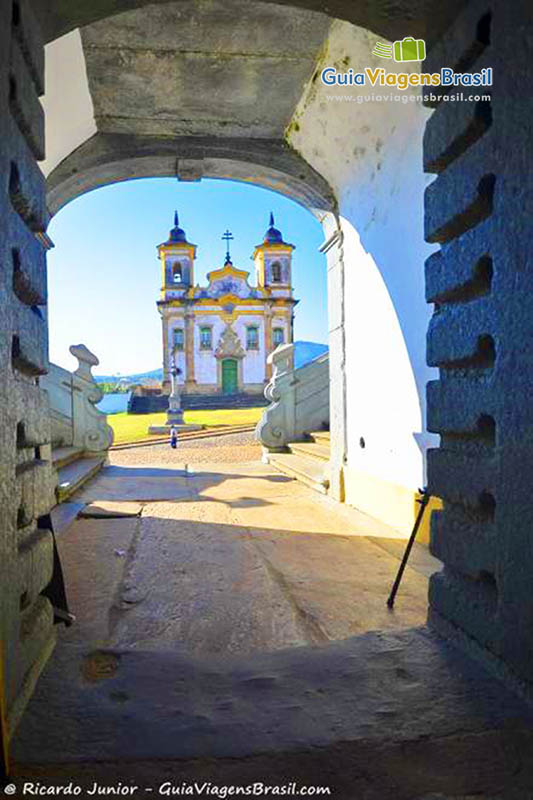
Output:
[46, 178, 328, 376]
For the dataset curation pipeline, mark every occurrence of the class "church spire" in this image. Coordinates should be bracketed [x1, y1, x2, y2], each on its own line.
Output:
[264, 211, 284, 244]
[168, 210, 188, 243]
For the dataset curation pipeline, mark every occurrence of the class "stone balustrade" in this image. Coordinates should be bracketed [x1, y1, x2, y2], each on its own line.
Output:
[41, 344, 114, 452]
[256, 343, 329, 450]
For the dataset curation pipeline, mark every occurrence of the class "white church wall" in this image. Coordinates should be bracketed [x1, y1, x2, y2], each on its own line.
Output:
[272, 316, 289, 346]
[166, 316, 186, 382]
[287, 19, 439, 533]
[194, 314, 225, 385]
[234, 315, 266, 385]
[175, 350, 186, 383]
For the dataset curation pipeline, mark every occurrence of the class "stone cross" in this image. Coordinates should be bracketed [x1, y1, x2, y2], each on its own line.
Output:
[222, 229, 234, 265]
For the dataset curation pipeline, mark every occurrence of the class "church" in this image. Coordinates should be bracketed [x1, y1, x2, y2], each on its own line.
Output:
[157, 212, 298, 396]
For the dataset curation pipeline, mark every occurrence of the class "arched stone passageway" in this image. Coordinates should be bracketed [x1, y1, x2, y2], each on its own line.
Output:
[39, 0, 434, 530]
[0, 0, 462, 728]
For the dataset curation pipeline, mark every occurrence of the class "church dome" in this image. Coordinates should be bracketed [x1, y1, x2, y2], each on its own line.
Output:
[263, 212, 283, 244]
[168, 211, 187, 243]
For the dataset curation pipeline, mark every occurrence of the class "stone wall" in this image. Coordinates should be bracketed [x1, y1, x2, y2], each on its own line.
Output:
[424, 0, 533, 692]
[0, 0, 56, 734]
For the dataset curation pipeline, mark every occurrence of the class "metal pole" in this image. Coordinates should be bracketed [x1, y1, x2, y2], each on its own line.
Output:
[387, 488, 431, 609]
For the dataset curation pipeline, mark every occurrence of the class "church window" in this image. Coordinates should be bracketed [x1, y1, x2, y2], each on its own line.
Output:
[273, 327, 284, 347]
[173, 329, 184, 350]
[271, 262, 282, 283]
[200, 327, 212, 350]
[172, 262, 183, 283]
[246, 326, 259, 350]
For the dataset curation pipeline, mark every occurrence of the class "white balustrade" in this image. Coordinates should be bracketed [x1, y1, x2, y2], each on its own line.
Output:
[41, 344, 114, 452]
[256, 343, 329, 450]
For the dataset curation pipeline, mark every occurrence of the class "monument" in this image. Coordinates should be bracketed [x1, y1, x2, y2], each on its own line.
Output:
[147, 353, 202, 435]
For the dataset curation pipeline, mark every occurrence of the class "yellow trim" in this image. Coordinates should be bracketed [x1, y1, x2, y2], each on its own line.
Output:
[194, 296, 264, 307]
[162, 297, 292, 309]
[158, 243, 196, 258]
[416, 492, 443, 546]
[207, 263, 251, 282]
[343, 469, 441, 548]
[343, 465, 423, 539]
[254, 251, 266, 287]
[193, 308, 265, 315]
[252, 243, 294, 259]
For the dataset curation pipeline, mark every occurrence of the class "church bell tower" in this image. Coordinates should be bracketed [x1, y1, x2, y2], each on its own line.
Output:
[158, 211, 197, 299]
[253, 212, 295, 294]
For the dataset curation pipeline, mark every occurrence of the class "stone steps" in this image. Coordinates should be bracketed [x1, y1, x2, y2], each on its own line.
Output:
[182, 394, 269, 410]
[288, 441, 330, 462]
[308, 430, 330, 445]
[56, 455, 106, 503]
[52, 445, 84, 470]
[267, 429, 331, 495]
[128, 393, 268, 414]
[267, 452, 329, 494]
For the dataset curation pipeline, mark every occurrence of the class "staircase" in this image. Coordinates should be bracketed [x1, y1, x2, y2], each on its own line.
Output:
[267, 430, 330, 494]
[52, 446, 106, 503]
[128, 392, 268, 414]
[42, 345, 114, 507]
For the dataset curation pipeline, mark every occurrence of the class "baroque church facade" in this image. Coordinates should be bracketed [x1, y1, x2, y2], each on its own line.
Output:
[157, 213, 298, 396]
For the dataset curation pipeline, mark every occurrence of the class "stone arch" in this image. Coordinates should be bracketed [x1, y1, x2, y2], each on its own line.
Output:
[45, 133, 336, 218]
[34, 0, 468, 46]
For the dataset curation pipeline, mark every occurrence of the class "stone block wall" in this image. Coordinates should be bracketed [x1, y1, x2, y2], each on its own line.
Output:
[425, 0, 533, 690]
[0, 0, 56, 734]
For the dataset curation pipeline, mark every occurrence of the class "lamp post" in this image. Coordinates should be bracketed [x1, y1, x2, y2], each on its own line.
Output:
[167, 353, 184, 425]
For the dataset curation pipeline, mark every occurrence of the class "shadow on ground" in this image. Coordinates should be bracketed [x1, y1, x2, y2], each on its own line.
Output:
[12, 461, 533, 798]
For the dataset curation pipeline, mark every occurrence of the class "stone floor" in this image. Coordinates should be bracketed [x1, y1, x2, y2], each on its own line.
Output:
[110, 429, 263, 466]
[11, 440, 533, 798]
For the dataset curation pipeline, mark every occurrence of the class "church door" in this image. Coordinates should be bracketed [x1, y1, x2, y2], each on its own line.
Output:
[222, 359, 238, 395]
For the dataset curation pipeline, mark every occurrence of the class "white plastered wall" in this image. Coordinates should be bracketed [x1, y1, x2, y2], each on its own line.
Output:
[39, 29, 96, 177]
[234, 315, 266, 384]
[194, 314, 225, 384]
[165, 314, 186, 382]
[287, 20, 439, 533]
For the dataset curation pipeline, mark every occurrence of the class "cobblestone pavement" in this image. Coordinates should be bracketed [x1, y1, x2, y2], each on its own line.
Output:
[110, 431, 262, 466]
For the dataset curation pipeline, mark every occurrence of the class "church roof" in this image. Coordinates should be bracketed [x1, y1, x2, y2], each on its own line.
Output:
[257, 213, 295, 249]
[163, 211, 194, 246]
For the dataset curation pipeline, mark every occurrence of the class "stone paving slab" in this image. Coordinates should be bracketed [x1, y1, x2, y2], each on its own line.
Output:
[13, 458, 533, 798]
[12, 630, 533, 797]
[79, 500, 144, 518]
[109, 501, 314, 653]
[51, 461, 433, 654]
[50, 501, 84, 535]
[76, 464, 195, 502]
[368, 537, 443, 579]
[57, 517, 139, 646]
